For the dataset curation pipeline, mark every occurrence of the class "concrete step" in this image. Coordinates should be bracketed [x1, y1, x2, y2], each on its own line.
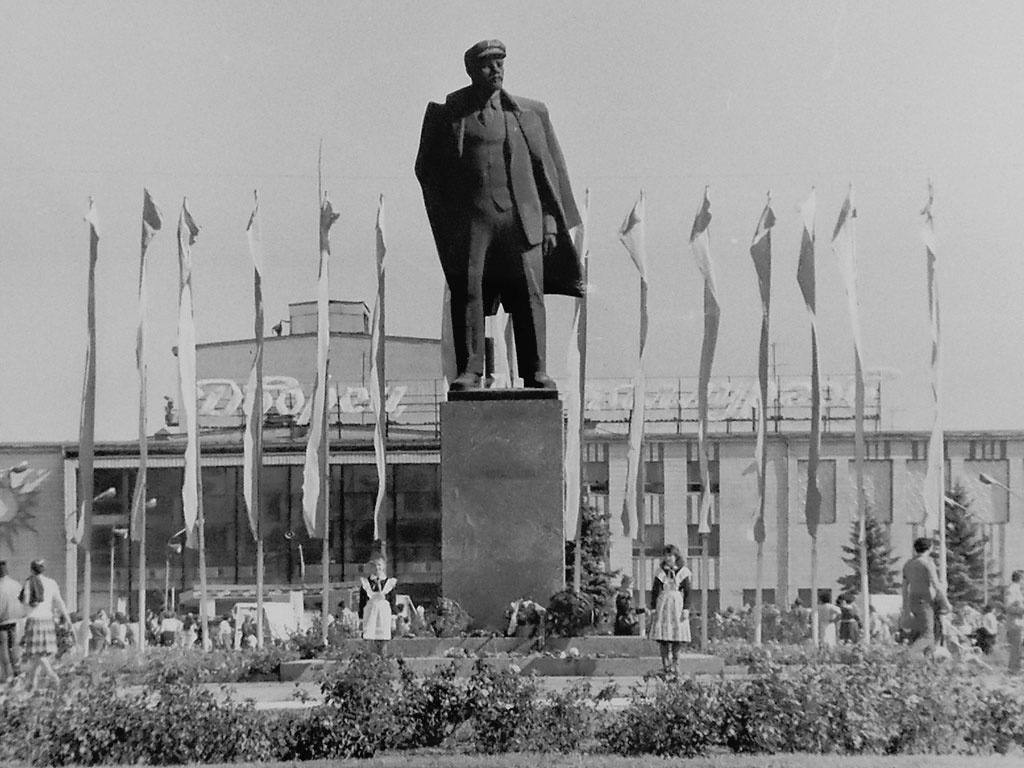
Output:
[301, 635, 672, 658]
[280, 653, 723, 682]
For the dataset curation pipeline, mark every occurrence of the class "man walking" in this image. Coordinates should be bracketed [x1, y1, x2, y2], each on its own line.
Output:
[0, 560, 24, 682]
[901, 536, 945, 653]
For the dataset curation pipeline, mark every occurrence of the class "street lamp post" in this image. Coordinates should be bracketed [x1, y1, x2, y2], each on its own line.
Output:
[165, 527, 187, 611]
[979, 473, 1024, 502]
[109, 527, 129, 614]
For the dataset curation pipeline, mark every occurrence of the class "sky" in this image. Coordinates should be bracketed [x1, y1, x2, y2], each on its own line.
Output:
[1, 1, 1023, 442]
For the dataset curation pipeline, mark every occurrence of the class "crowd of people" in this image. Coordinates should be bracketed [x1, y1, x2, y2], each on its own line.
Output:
[4, 541, 1024, 693]
[609, 537, 1022, 673]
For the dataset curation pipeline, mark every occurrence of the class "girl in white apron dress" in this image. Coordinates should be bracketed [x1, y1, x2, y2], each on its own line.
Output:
[360, 557, 397, 656]
[649, 544, 692, 676]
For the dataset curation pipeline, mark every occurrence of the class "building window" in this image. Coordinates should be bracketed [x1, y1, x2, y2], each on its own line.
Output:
[863, 460, 893, 524]
[798, 587, 832, 607]
[393, 464, 441, 564]
[742, 588, 776, 607]
[342, 465, 391, 569]
[797, 459, 837, 524]
[686, 460, 720, 494]
[686, 524, 720, 558]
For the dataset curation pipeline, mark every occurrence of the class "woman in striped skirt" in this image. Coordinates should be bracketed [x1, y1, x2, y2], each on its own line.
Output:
[20, 559, 70, 691]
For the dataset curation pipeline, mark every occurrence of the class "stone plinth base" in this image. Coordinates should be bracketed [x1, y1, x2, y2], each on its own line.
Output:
[441, 390, 564, 630]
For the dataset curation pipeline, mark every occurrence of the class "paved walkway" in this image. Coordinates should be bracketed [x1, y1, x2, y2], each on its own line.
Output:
[204, 676, 652, 711]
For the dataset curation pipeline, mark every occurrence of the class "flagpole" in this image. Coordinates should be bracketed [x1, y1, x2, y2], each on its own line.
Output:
[134, 189, 161, 648]
[254, 196, 265, 650]
[573, 255, 589, 593]
[749, 193, 773, 646]
[372, 195, 388, 564]
[855, 350, 869, 644]
[636, 280, 647, 637]
[321, 404, 330, 647]
[797, 189, 821, 648]
[79, 199, 99, 645]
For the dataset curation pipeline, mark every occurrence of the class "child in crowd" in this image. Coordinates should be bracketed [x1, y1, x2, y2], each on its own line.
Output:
[974, 604, 999, 654]
[360, 555, 397, 656]
[109, 612, 133, 649]
[614, 576, 642, 636]
[649, 544, 691, 677]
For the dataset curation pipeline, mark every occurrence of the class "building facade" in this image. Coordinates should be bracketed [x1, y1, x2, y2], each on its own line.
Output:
[2, 301, 1021, 616]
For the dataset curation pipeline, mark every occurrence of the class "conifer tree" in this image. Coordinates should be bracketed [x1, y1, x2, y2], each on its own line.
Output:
[941, 483, 990, 606]
[837, 509, 901, 595]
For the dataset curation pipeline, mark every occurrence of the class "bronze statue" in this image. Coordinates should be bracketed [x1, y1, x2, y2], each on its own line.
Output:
[416, 40, 583, 391]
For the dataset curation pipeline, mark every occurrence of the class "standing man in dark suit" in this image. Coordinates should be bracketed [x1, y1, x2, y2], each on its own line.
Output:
[416, 40, 583, 392]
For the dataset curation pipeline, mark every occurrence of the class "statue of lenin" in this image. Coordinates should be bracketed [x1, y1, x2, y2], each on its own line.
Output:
[415, 40, 583, 392]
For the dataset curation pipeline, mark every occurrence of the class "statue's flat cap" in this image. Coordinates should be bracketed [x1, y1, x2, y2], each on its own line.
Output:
[464, 39, 506, 66]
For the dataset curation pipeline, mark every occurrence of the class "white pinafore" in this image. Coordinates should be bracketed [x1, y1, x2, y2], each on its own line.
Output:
[360, 576, 397, 640]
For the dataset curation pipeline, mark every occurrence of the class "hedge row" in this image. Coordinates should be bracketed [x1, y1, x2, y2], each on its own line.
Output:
[3, 652, 1023, 765]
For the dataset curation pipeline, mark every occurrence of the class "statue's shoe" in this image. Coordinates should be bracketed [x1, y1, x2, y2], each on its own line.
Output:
[524, 372, 557, 390]
[449, 372, 482, 392]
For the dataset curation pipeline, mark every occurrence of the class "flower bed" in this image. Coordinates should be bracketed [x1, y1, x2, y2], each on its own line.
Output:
[5, 650, 1024, 764]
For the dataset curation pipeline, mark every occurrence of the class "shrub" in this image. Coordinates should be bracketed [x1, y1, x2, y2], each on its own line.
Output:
[535, 680, 597, 753]
[316, 651, 400, 758]
[423, 597, 472, 637]
[546, 589, 597, 637]
[464, 659, 541, 752]
[393, 659, 470, 748]
[15, 677, 271, 766]
[598, 675, 726, 757]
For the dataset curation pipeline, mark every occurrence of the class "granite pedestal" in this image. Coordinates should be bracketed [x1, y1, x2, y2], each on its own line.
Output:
[441, 390, 564, 630]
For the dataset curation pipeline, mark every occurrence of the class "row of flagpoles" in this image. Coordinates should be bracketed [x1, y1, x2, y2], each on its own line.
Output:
[597, 182, 944, 646]
[71, 175, 943, 651]
[71, 178, 391, 649]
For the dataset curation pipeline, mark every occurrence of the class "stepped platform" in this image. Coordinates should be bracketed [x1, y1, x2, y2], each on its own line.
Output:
[278, 636, 723, 681]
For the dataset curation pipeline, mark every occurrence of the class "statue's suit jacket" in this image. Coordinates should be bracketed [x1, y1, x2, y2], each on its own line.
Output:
[415, 87, 584, 299]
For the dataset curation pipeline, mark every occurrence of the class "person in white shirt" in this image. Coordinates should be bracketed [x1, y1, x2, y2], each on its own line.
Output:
[20, 559, 70, 691]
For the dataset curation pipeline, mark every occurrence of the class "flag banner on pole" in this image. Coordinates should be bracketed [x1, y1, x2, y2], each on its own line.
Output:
[564, 189, 590, 538]
[832, 186, 864, 369]
[370, 194, 387, 541]
[921, 182, 943, 533]
[618, 191, 648, 537]
[690, 187, 718, 535]
[130, 189, 162, 542]
[748, 195, 775, 544]
[302, 194, 339, 539]
[832, 185, 866, 544]
[72, 199, 100, 546]
[796, 190, 822, 536]
[243, 190, 264, 541]
[618, 190, 648, 281]
[176, 199, 201, 546]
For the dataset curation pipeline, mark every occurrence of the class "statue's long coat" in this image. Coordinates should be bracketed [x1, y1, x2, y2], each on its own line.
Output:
[415, 87, 584, 301]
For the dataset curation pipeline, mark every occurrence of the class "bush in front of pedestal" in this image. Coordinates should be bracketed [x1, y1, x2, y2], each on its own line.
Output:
[313, 651, 401, 758]
[598, 674, 728, 757]
[61, 645, 299, 686]
[422, 596, 473, 637]
[546, 588, 597, 637]
[392, 658, 471, 749]
[10, 676, 272, 766]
